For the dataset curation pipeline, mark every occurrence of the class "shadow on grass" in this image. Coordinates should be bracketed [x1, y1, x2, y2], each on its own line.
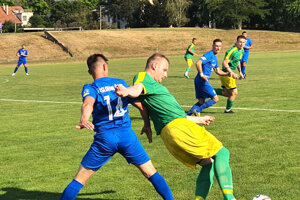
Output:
[0, 187, 123, 200]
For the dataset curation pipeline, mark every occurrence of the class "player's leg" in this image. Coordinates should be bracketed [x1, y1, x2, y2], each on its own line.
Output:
[213, 147, 236, 200]
[24, 63, 29, 75]
[60, 165, 95, 200]
[12, 62, 21, 76]
[60, 132, 116, 200]
[195, 85, 219, 113]
[187, 77, 204, 115]
[136, 161, 173, 200]
[119, 128, 173, 200]
[195, 162, 215, 200]
[225, 88, 237, 113]
[241, 52, 249, 77]
[184, 59, 193, 78]
[187, 98, 204, 116]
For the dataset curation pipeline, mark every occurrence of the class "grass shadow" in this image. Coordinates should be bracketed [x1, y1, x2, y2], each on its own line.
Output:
[0, 187, 123, 200]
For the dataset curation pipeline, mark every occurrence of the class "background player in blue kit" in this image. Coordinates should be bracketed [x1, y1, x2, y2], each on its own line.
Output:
[187, 39, 229, 116]
[12, 44, 29, 76]
[240, 31, 253, 78]
[60, 54, 173, 200]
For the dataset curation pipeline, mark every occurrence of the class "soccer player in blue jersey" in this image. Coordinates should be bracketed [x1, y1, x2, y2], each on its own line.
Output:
[240, 31, 253, 78]
[60, 54, 173, 200]
[12, 44, 29, 76]
[187, 39, 229, 116]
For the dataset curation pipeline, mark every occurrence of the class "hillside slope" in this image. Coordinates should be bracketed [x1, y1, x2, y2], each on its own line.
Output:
[1, 28, 299, 63]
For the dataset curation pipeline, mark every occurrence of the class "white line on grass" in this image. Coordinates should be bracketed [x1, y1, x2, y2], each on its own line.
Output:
[0, 99, 81, 104]
[1, 98, 300, 113]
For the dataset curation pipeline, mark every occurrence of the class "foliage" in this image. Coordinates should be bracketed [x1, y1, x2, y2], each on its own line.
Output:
[29, 14, 46, 28]
[2, 20, 15, 32]
[166, 0, 192, 27]
[204, 0, 269, 29]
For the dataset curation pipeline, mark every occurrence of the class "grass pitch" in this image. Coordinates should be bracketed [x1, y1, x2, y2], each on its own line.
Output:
[0, 51, 299, 200]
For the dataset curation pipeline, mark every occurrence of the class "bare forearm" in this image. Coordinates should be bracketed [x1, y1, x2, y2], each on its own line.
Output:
[223, 60, 232, 73]
[133, 101, 150, 127]
[80, 103, 93, 122]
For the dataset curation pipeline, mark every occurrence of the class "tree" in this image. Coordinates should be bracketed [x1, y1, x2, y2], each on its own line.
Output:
[166, 0, 191, 27]
[0, 0, 15, 6]
[2, 21, 15, 33]
[205, 0, 269, 29]
[27, 0, 50, 16]
[29, 14, 46, 27]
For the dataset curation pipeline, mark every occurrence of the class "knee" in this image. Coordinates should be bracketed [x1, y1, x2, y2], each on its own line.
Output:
[231, 89, 238, 97]
[137, 160, 157, 179]
[213, 96, 219, 102]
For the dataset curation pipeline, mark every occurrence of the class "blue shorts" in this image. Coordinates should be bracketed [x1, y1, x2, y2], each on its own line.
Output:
[241, 52, 250, 63]
[194, 76, 217, 99]
[81, 127, 150, 171]
[17, 59, 27, 66]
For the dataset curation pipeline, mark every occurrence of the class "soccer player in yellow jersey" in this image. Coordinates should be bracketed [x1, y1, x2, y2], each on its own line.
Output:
[184, 38, 197, 78]
[116, 53, 237, 200]
[214, 35, 246, 113]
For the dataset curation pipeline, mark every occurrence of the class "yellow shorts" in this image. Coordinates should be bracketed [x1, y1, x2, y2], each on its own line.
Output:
[185, 58, 193, 67]
[160, 118, 223, 169]
[220, 76, 237, 90]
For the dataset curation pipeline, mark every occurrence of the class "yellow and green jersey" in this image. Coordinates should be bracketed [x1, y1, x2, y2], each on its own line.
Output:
[222, 46, 244, 72]
[133, 72, 186, 135]
[184, 43, 195, 59]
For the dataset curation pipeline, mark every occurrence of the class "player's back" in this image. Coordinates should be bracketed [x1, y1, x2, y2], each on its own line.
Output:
[82, 77, 133, 133]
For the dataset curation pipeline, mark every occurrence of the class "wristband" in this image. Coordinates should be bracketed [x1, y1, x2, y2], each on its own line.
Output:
[200, 73, 204, 77]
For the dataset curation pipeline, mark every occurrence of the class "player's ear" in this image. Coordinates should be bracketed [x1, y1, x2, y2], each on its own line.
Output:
[103, 63, 108, 72]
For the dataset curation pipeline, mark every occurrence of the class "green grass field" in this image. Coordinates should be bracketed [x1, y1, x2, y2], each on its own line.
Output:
[0, 51, 299, 200]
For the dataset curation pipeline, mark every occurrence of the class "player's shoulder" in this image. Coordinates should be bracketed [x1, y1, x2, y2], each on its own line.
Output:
[110, 77, 129, 87]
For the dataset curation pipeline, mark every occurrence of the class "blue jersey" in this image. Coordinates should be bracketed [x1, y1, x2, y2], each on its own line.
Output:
[195, 50, 218, 85]
[17, 49, 28, 61]
[82, 77, 134, 133]
[244, 38, 253, 52]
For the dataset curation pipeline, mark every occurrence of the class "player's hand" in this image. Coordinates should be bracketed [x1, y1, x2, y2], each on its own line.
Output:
[141, 125, 152, 143]
[201, 115, 215, 125]
[198, 158, 214, 166]
[239, 73, 244, 79]
[231, 73, 238, 79]
[76, 120, 94, 131]
[202, 75, 208, 82]
[115, 85, 128, 97]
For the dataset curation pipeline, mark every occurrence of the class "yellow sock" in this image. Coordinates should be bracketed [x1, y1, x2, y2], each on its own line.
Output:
[195, 196, 205, 200]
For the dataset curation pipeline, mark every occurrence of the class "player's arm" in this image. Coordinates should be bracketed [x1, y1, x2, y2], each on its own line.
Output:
[132, 100, 152, 143]
[196, 60, 208, 81]
[186, 115, 215, 126]
[214, 68, 230, 76]
[188, 46, 197, 56]
[115, 84, 144, 98]
[237, 62, 244, 79]
[16, 52, 20, 57]
[76, 96, 95, 131]
[223, 59, 237, 79]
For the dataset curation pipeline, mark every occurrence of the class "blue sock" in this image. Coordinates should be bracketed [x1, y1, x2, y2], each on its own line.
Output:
[60, 179, 83, 200]
[241, 66, 246, 75]
[14, 67, 19, 73]
[187, 102, 201, 115]
[25, 67, 28, 73]
[197, 99, 216, 112]
[148, 172, 173, 200]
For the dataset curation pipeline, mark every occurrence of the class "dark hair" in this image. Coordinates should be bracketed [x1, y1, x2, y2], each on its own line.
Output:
[146, 53, 170, 69]
[236, 35, 246, 41]
[213, 39, 222, 44]
[86, 54, 108, 72]
[192, 38, 197, 41]
[242, 31, 247, 34]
